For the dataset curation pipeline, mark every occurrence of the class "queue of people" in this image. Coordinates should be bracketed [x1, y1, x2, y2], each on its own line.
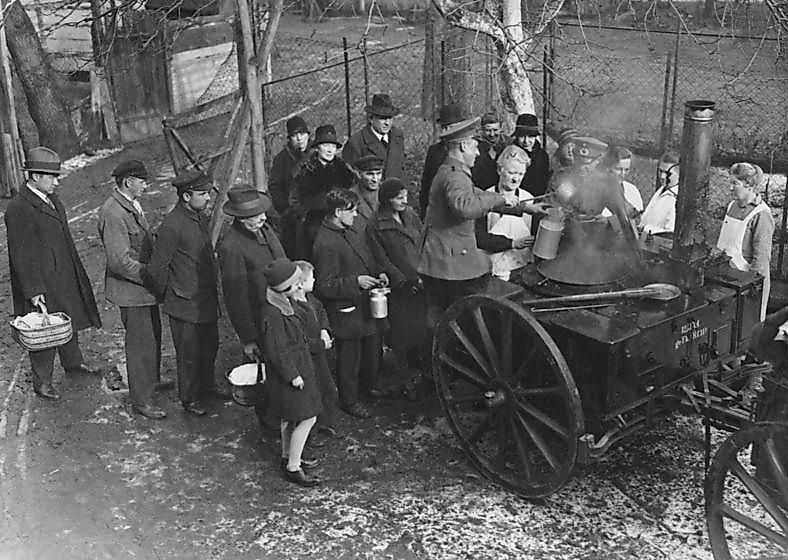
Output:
[5, 94, 776, 488]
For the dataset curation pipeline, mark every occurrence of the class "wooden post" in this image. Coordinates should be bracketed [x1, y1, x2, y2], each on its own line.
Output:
[0, 0, 22, 196]
[236, 0, 266, 192]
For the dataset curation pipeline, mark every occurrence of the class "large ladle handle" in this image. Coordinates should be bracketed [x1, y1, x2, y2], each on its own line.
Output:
[520, 287, 659, 307]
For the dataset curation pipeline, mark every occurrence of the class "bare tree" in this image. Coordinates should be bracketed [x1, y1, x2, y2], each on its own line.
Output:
[429, 0, 565, 118]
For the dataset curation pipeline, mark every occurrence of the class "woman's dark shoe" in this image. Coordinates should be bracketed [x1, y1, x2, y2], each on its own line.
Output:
[280, 456, 321, 472]
[284, 468, 319, 487]
[34, 383, 60, 400]
[133, 404, 167, 420]
[343, 403, 371, 419]
[182, 401, 207, 416]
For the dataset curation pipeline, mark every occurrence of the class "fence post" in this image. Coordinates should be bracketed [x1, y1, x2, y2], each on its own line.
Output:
[343, 37, 352, 139]
[658, 53, 672, 155]
[440, 40, 446, 108]
[542, 45, 549, 148]
[362, 36, 369, 104]
[667, 20, 681, 149]
[548, 21, 555, 121]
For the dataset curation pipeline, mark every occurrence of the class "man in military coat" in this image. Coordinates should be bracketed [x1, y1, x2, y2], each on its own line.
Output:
[145, 171, 219, 416]
[98, 159, 165, 419]
[342, 93, 405, 182]
[417, 118, 508, 329]
[5, 147, 101, 400]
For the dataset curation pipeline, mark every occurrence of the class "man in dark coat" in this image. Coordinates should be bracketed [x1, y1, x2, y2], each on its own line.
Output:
[472, 111, 511, 189]
[417, 118, 508, 330]
[98, 159, 165, 419]
[269, 116, 309, 255]
[419, 104, 466, 219]
[5, 147, 101, 400]
[349, 154, 384, 231]
[290, 124, 356, 260]
[145, 171, 219, 416]
[342, 93, 406, 182]
[512, 113, 551, 197]
[217, 185, 285, 431]
[313, 188, 389, 419]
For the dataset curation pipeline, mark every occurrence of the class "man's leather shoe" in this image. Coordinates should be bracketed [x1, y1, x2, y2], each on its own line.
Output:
[133, 404, 167, 420]
[34, 384, 60, 400]
[182, 401, 207, 416]
[280, 456, 321, 472]
[343, 403, 371, 419]
[284, 468, 319, 487]
[66, 363, 101, 375]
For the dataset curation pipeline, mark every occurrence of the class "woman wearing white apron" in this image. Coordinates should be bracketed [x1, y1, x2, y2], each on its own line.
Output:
[475, 145, 550, 281]
[716, 162, 774, 320]
[640, 151, 680, 235]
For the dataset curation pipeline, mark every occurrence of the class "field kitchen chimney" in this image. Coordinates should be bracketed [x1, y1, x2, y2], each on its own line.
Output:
[671, 100, 716, 264]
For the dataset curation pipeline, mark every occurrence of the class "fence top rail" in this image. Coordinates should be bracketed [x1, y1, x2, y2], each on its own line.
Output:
[557, 20, 781, 42]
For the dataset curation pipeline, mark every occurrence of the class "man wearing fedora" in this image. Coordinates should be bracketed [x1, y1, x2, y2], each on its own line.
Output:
[472, 111, 511, 190]
[419, 103, 467, 219]
[98, 160, 165, 419]
[512, 113, 551, 197]
[217, 185, 286, 429]
[417, 118, 508, 330]
[5, 147, 102, 400]
[145, 170, 219, 416]
[270, 116, 310, 256]
[290, 124, 356, 260]
[342, 93, 405, 183]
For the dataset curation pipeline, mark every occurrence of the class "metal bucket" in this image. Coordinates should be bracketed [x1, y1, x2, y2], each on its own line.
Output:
[226, 361, 267, 407]
[533, 218, 564, 260]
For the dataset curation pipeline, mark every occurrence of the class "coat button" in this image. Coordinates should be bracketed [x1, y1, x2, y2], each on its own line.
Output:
[461, 249, 467, 255]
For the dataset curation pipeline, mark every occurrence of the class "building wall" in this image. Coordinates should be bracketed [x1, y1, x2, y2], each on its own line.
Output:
[21, 0, 93, 73]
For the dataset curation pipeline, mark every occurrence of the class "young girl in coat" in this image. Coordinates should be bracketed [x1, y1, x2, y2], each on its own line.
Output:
[260, 258, 323, 487]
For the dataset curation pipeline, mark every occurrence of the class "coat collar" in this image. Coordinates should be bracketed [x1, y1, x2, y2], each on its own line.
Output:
[360, 126, 389, 160]
[20, 184, 59, 219]
[111, 189, 150, 229]
[266, 287, 294, 316]
[320, 218, 376, 270]
[231, 220, 279, 246]
[174, 201, 204, 222]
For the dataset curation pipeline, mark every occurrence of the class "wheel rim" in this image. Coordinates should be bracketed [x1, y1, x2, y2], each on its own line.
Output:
[706, 422, 788, 560]
[433, 294, 584, 498]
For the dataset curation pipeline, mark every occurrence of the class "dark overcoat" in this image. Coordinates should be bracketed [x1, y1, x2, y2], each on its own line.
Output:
[521, 140, 551, 197]
[145, 202, 218, 324]
[294, 295, 337, 407]
[5, 185, 100, 330]
[472, 135, 510, 190]
[289, 153, 356, 216]
[342, 125, 406, 181]
[269, 145, 306, 216]
[260, 294, 323, 422]
[417, 157, 506, 281]
[419, 141, 448, 219]
[217, 221, 285, 344]
[366, 207, 428, 349]
[313, 219, 388, 339]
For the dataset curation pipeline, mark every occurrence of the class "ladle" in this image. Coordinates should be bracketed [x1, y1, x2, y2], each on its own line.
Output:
[521, 283, 682, 307]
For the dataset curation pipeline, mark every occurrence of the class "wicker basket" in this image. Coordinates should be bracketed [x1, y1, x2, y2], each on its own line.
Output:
[10, 311, 73, 351]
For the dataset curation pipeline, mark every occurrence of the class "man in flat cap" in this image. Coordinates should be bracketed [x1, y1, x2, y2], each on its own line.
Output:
[512, 113, 551, 197]
[5, 147, 101, 400]
[350, 154, 384, 231]
[418, 118, 509, 329]
[472, 111, 510, 191]
[343, 93, 406, 182]
[98, 160, 165, 419]
[270, 116, 310, 256]
[145, 170, 219, 416]
[217, 185, 286, 430]
[419, 104, 467, 219]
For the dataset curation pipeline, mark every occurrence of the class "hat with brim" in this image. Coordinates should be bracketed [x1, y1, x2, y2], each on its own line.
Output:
[512, 113, 540, 137]
[172, 170, 213, 194]
[223, 185, 271, 217]
[24, 146, 64, 175]
[112, 159, 148, 180]
[313, 125, 342, 148]
[264, 258, 301, 292]
[365, 93, 400, 118]
[439, 117, 480, 142]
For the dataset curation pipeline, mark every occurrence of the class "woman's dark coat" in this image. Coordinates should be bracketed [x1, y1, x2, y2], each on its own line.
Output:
[5, 186, 100, 330]
[289, 153, 356, 216]
[260, 296, 323, 422]
[365, 207, 428, 349]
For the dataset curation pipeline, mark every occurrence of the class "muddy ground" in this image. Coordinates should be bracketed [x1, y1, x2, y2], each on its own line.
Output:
[0, 138, 777, 560]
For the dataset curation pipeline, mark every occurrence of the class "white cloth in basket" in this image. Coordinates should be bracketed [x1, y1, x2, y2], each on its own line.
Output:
[12, 311, 67, 330]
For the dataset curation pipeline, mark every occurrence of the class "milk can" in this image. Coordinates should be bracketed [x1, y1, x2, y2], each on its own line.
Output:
[533, 214, 564, 260]
[369, 287, 390, 319]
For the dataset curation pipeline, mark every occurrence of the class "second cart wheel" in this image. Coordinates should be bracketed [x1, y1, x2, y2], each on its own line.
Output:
[433, 294, 584, 498]
[706, 422, 788, 559]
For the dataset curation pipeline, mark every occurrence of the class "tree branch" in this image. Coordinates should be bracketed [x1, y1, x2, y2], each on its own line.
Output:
[430, 0, 505, 41]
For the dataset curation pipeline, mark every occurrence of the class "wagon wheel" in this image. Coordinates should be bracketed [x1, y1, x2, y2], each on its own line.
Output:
[433, 294, 584, 498]
[706, 422, 788, 560]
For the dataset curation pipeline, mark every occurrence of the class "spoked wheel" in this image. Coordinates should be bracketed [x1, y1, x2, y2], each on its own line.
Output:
[706, 422, 788, 560]
[433, 294, 584, 498]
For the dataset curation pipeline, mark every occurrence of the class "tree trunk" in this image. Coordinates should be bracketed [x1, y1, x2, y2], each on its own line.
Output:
[443, 26, 471, 107]
[421, 7, 440, 124]
[5, 1, 80, 157]
[496, 0, 535, 119]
